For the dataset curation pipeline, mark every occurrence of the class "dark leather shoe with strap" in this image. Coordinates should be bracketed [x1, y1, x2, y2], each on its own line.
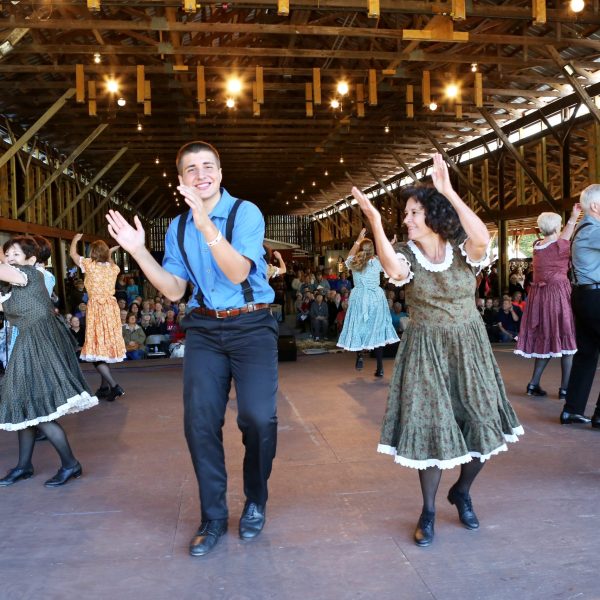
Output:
[189, 519, 228, 556]
[560, 410, 591, 425]
[44, 462, 82, 487]
[239, 501, 266, 540]
[0, 466, 34, 487]
[447, 485, 480, 530]
[414, 511, 435, 547]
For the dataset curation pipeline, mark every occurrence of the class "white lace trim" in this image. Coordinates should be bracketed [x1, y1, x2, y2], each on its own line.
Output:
[377, 426, 524, 470]
[0, 292, 11, 303]
[0, 392, 98, 432]
[407, 240, 453, 272]
[386, 253, 414, 287]
[534, 239, 558, 250]
[514, 349, 577, 359]
[336, 337, 400, 352]
[4, 264, 28, 286]
[458, 238, 491, 274]
[80, 353, 126, 363]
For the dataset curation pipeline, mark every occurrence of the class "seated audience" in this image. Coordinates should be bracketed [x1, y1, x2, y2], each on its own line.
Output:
[493, 298, 522, 342]
[122, 312, 146, 360]
[310, 292, 329, 340]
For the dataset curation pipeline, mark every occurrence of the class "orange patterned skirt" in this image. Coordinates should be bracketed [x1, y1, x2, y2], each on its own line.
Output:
[80, 295, 126, 363]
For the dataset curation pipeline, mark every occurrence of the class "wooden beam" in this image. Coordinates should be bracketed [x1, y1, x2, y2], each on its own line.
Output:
[368, 69, 377, 106]
[387, 147, 419, 183]
[0, 88, 76, 169]
[132, 185, 158, 212]
[52, 146, 128, 227]
[478, 107, 561, 212]
[137, 65, 145, 103]
[79, 163, 140, 230]
[313, 68, 321, 105]
[75, 64, 85, 103]
[18, 123, 108, 218]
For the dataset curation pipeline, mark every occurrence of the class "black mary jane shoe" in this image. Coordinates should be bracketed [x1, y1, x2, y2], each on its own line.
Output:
[560, 411, 591, 425]
[44, 462, 82, 487]
[355, 356, 364, 371]
[559, 388, 568, 401]
[94, 386, 110, 399]
[526, 383, 547, 397]
[0, 466, 34, 487]
[105, 385, 125, 402]
[374, 369, 384, 378]
[447, 485, 480, 530]
[414, 511, 435, 547]
[239, 501, 266, 540]
[189, 520, 228, 556]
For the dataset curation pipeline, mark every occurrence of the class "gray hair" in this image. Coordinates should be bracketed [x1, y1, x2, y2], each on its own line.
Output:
[580, 184, 600, 212]
[537, 212, 562, 236]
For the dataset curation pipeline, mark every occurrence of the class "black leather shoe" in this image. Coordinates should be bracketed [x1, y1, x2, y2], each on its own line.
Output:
[374, 369, 384, 378]
[189, 519, 228, 556]
[95, 386, 110, 398]
[560, 410, 591, 425]
[105, 384, 125, 402]
[355, 356, 364, 370]
[527, 383, 547, 397]
[0, 466, 34, 487]
[559, 388, 568, 401]
[414, 511, 435, 547]
[239, 501, 266, 540]
[591, 411, 600, 429]
[44, 462, 82, 487]
[447, 485, 480, 530]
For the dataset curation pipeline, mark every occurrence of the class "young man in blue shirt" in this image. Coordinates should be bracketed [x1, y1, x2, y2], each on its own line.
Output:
[106, 141, 278, 556]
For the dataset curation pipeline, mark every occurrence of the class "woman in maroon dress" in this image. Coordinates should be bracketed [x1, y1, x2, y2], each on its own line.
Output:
[515, 205, 582, 398]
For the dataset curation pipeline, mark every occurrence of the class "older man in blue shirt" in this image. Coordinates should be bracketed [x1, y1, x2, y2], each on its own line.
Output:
[106, 141, 278, 556]
[560, 184, 600, 428]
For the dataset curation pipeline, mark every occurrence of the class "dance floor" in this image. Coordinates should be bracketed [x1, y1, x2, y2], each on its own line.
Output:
[1, 348, 598, 600]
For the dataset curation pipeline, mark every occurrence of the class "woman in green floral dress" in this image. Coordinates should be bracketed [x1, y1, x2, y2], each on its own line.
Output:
[351, 153, 523, 547]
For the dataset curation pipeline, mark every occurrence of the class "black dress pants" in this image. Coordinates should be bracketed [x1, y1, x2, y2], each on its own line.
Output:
[564, 288, 600, 415]
[182, 309, 278, 521]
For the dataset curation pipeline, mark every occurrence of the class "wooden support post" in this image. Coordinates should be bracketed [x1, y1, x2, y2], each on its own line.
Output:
[455, 87, 462, 120]
[422, 71, 430, 106]
[123, 175, 149, 205]
[277, 0, 289, 16]
[479, 107, 561, 212]
[305, 83, 313, 117]
[79, 163, 140, 230]
[312, 68, 321, 105]
[368, 69, 377, 106]
[197, 66, 206, 116]
[147, 194, 167, 219]
[255, 66, 264, 104]
[252, 82, 260, 117]
[368, 0, 380, 18]
[498, 218, 509, 295]
[88, 80, 96, 116]
[474, 72, 483, 108]
[0, 88, 76, 170]
[452, 0, 466, 20]
[52, 146, 128, 227]
[406, 84, 414, 118]
[356, 83, 365, 118]
[75, 64, 85, 103]
[532, 0, 546, 25]
[19, 123, 108, 217]
[137, 65, 145, 103]
[144, 80, 151, 115]
[366, 165, 396, 204]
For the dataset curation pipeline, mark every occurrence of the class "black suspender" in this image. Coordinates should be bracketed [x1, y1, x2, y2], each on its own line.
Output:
[176, 198, 255, 307]
[569, 222, 592, 286]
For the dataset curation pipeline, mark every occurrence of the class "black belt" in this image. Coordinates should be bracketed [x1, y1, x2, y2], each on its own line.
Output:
[576, 283, 600, 290]
[192, 303, 270, 319]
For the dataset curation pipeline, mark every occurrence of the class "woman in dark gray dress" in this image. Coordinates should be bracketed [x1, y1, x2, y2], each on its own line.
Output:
[0, 236, 97, 487]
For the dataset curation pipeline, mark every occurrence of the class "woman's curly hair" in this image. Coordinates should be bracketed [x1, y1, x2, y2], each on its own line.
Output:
[401, 185, 466, 243]
[3, 235, 39, 259]
[351, 238, 375, 272]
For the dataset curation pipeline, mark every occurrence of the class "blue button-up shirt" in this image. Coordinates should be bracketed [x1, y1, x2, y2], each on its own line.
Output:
[572, 214, 600, 285]
[162, 188, 274, 309]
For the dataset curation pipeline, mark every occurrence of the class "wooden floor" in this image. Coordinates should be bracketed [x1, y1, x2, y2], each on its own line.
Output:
[1, 347, 599, 600]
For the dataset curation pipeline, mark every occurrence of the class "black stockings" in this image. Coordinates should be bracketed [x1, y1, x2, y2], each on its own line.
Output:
[418, 461, 485, 513]
[374, 347, 384, 372]
[94, 361, 116, 388]
[529, 355, 574, 390]
[17, 422, 77, 469]
[418, 467, 442, 514]
[452, 460, 485, 496]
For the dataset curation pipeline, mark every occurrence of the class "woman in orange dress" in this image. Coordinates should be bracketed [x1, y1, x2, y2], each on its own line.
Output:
[70, 235, 126, 401]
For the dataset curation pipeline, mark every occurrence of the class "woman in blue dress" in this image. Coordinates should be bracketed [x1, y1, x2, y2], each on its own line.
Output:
[337, 228, 399, 376]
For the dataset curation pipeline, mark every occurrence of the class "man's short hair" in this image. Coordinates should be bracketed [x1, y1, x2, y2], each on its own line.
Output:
[175, 141, 220, 173]
[580, 183, 600, 212]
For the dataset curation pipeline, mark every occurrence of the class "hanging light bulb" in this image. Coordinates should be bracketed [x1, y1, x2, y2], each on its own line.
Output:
[106, 78, 119, 94]
[330, 98, 340, 109]
[155, 157, 160, 164]
[429, 101, 438, 111]
[312, 181, 316, 186]
[163, 171, 167, 177]
[445, 84, 459, 99]
[336, 81, 349, 96]
[570, 0, 585, 12]
[286, 201, 289, 205]
[117, 97, 126, 107]
[301, 189, 305, 194]
[339, 156, 344, 164]
[226, 77, 242, 95]
[93, 52, 101, 64]
[384, 124, 390, 134]
[471, 63, 478, 72]
[225, 97, 236, 109]
[168, 183, 172, 188]
[137, 122, 142, 131]
[324, 170, 329, 176]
